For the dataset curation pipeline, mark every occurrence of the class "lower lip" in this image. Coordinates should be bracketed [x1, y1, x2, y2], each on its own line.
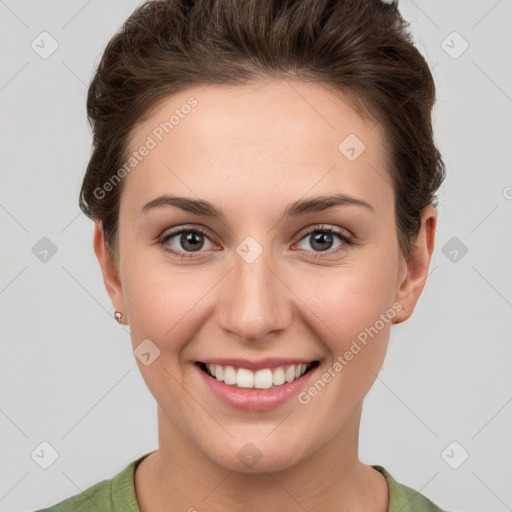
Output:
[196, 363, 318, 411]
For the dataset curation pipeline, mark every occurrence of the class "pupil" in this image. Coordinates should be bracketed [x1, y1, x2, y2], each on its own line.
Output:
[312, 231, 332, 251]
[182, 232, 204, 251]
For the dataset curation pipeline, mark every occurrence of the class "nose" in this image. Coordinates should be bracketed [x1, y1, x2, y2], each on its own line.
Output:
[216, 247, 292, 344]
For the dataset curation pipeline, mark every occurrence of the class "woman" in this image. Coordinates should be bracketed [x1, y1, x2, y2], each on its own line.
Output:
[37, 0, 448, 510]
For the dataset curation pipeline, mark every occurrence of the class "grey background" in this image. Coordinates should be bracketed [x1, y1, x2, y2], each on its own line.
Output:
[1, 1, 511, 511]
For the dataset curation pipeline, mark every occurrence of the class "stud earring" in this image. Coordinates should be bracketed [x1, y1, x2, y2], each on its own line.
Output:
[114, 311, 123, 324]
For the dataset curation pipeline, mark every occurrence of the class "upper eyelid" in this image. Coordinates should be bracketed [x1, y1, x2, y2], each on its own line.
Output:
[297, 224, 352, 238]
[161, 225, 215, 241]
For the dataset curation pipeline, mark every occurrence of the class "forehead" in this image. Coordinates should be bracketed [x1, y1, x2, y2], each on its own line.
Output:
[121, 79, 392, 218]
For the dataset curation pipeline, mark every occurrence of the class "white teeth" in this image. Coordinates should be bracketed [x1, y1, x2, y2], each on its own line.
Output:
[214, 364, 224, 381]
[254, 369, 273, 389]
[272, 366, 286, 386]
[203, 362, 312, 389]
[236, 368, 254, 388]
[285, 365, 296, 383]
[223, 365, 237, 385]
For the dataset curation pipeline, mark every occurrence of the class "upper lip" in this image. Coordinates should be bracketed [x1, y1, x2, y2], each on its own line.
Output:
[197, 358, 319, 371]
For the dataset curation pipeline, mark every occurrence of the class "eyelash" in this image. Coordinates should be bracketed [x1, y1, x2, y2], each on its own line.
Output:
[157, 224, 354, 259]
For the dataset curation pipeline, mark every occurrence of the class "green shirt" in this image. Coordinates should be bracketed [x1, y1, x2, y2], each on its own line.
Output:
[35, 452, 448, 511]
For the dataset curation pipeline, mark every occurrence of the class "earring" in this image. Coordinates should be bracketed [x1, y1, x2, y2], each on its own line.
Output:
[114, 311, 123, 324]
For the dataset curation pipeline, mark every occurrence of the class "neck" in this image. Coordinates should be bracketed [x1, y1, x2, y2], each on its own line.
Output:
[134, 405, 388, 512]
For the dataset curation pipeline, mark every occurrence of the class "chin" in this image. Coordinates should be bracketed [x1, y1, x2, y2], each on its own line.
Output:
[203, 436, 309, 474]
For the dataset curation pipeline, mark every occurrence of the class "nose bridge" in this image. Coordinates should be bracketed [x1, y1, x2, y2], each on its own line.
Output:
[217, 243, 290, 341]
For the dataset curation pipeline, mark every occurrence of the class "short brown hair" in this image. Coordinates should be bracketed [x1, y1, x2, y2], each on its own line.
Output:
[80, 0, 445, 260]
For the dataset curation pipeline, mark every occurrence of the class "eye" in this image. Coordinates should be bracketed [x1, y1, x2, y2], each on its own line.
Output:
[158, 227, 216, 258]
[294, 224, 354, 256]
[158, 224, 354, 259]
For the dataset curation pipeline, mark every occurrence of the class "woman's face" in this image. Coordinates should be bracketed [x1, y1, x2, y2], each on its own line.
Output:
[95, 79, 435, 472]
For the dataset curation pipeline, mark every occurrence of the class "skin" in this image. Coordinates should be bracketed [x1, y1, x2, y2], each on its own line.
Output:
[94, 79, 437, 511]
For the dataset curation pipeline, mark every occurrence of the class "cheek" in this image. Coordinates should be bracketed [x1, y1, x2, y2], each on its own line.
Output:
[120, 254, 214, 350]
[298, 253, 398, 333]
[290, 272, 395, 417]
[120, 259, 206, 404]
[290, 252, 398, 374]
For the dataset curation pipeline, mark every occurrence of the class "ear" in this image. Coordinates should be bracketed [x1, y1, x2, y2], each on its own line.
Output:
[392, 205, 437, 324]
[93, 220, 126, 321]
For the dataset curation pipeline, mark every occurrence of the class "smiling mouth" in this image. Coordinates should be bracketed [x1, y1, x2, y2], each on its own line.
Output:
[197, 361, 320, 389]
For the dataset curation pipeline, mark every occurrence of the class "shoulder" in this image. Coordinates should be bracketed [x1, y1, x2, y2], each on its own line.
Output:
[33, 477, 114, 511]
[33, 452, 154, 512]
[371, 465, 450, 512]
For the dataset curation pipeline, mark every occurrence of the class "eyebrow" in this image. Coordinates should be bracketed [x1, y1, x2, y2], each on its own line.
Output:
[141, 193, 374, 220]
